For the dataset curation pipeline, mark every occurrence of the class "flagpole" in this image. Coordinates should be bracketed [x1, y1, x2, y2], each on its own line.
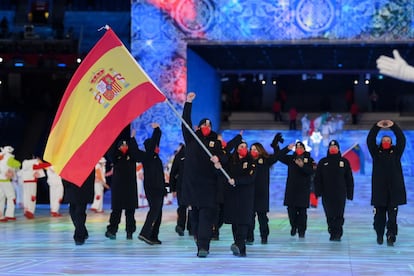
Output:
[163, 99, 232, 181]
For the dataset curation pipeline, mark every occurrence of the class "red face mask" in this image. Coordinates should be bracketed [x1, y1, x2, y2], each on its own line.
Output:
[250, 150, 259, 159]
[119, 145, 128, 154]
[329, 147, 339, 154]
[201, 126, 211, 137]
[221, 140, 227, 149]
[382, 141, 391, 149]
[154, 146, 160, 154]
[237, 147, 248, 158]
[295, 148, 304, 155]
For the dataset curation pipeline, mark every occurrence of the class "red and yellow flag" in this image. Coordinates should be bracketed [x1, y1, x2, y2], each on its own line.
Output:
[43, 27, 166, 186]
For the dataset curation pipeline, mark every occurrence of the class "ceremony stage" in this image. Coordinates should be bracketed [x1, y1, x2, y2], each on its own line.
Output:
[1, 129, 414, 275]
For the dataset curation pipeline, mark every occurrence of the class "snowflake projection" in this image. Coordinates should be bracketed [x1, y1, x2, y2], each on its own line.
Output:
[172, 0, 216, 37]
[371, 0, 413, 39]
[131, 1, 186, 162]
[293, 0, 336, 34]
[334, 1, 376, 39]
[213, 0, 294, 41]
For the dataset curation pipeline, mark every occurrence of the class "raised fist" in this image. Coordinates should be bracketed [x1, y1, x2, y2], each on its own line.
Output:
[186, 92, 196, 103]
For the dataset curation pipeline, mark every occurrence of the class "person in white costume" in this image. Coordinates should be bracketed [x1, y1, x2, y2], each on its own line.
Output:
[44, 164, 64, 217]
[20, 157, 45, 219]
[0, 146, 21, 221]
[90, 157, 110, 213]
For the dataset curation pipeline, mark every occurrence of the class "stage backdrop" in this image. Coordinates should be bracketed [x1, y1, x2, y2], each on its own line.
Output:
[130, 0, 414, 163]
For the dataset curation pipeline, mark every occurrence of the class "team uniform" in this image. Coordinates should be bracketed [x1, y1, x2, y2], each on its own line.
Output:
[181, 99, 223, 258]
[278, 141, 315, 238]
[63, 171, 95, 245]
[105, 136, 140, 240]
[367, 121, 406, 246]
[247, 141, 282, 244]
[138, 126, 166, 245]
[223, 140, 256, 257]
[315, 140, 354, 241]
[169, 144, 192, 236]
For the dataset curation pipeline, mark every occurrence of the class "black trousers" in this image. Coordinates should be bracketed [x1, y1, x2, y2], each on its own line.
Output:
[374, 206, 398, 238]
[212, 203, 224, 236]
[232, 223, 249, 254]
[287, 206, 307, 235]
[326, 216, 344, 238]
[140, 193, 164, 239]
[247, 211, 269, 241]
[177, 204, 191, 232]
[107, 208, 136, 234]
[69, 203, 88, 242]
[190, 206, 216, 251]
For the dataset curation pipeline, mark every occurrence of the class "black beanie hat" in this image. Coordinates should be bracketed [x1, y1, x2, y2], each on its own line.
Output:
[328, 140, 340, 149]
[295, 141, 305, 149]
[236, 139, 247, 148]
[117, 140, 128, 148]
[198, 118, 212, 128]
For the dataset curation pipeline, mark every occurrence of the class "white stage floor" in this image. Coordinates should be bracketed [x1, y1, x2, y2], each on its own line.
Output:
[1, 198, 414, 275]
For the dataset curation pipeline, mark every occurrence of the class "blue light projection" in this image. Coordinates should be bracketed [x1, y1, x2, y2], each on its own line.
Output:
[130, 0, 414, 163]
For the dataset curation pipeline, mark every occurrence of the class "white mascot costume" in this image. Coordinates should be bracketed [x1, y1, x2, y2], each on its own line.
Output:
[90, 157, 109, 213]
[0, 146, 21, 221]
[21, 158, 44, 219]
[44, 165, 64, 217]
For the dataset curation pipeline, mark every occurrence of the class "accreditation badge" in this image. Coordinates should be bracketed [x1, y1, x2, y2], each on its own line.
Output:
[258, 158, 263, 164]
[339, 161, 344, 167]
[243, 162, 248, 169]
[209, 141, 215, 148]
[304, 158, 308, 163]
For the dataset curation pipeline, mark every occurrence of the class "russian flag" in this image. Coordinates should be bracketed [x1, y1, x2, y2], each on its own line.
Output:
[342, 143, 365, 174]
[43, 27, 166, 186]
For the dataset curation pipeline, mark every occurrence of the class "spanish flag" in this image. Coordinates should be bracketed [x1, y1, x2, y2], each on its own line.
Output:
[44, 27, 166, 186]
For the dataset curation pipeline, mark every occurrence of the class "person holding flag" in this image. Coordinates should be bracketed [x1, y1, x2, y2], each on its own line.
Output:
[63, 170, 95, 245]
[181, 92, 224, 258]
[367, 120, 406, 246]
